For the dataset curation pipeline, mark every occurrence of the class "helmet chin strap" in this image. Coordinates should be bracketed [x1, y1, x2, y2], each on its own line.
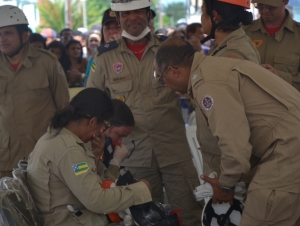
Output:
[5, 42, 26, 58]
[5, 30, 26, 58]
[201, 10, 243, 44]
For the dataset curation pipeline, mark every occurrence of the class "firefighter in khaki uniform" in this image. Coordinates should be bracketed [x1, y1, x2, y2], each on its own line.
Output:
[195, 0, 261, 180]
[154, 37, 300, 226]
[244, 0, 300, 92]
[87, 0, 203, 225]
[27, 88, 151, 226]
[0, 5, 69, 178]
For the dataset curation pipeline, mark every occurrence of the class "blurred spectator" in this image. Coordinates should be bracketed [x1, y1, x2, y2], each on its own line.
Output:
[165, 26, 176, 36]
[84, 8, 122, 86]
[170, 28, 186, 39]
[28, 33, 46, 49]
[40, 28, 57, 46]
[59, 28, 73, 46]
[186, 23, 210, 54]
[46, 40, 68, 67]
[28, 27, 33, 36]
[149, 9, 156, 33]
[100, 8, 122, 45]
[63, 40, 87, 87]
[73, 30, 87, 58]
[154, 28, 168, 36]
[86, 30, 101, 61]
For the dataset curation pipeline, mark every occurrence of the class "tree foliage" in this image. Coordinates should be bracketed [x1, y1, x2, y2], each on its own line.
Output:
[164, 2, 187, 25]
[37, 0, 111, 33]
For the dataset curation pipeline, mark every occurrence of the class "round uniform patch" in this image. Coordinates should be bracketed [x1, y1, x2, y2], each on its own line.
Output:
[117, 95, 126, 102]
[201, 95, 214, 111]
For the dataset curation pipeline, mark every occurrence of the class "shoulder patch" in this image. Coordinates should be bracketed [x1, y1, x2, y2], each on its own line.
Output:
[201, 95, 214, 111]
[97, 41, 118, 56]
[72, 162, 89, 176]
[156, 35, 168, 42]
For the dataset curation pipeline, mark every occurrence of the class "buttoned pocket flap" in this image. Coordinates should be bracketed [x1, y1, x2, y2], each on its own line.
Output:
[110, 79, 132, 94]
[274, 54, 299, 67]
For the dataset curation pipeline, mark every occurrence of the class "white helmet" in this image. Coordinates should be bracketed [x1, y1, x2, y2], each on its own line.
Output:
[202, 198, 243, 226]
[111, 0, 152, 12]
[0, 5, 29, 28]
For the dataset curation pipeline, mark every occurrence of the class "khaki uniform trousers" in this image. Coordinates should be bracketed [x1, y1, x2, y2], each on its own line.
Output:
[127, 151, 204, 226]
[241, 189, 300, 226]
[0, 171, 13, 179]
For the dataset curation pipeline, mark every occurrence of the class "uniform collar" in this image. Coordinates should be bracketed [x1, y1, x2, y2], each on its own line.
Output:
[247, 10, 294, 34]
[187, 52, 206, 97]
[211, 27, 245, 54]
[0, 42, 38, 67]
[20, 43, 40, 69]
[60, 127, 85, 144]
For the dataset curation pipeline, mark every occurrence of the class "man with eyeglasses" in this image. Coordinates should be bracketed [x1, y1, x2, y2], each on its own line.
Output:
[87, 0, 203, 225]
[243, 0, 300, 92]
[154, 37, 300, 226]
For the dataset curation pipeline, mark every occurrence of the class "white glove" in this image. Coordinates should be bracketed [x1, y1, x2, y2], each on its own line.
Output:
[110, 144, 129, 167]
[118, 208, 137, 226]
[193, 172, 247, 202]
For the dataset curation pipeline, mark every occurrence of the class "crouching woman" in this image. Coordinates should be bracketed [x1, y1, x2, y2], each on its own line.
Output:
[27, 88, 151, 226]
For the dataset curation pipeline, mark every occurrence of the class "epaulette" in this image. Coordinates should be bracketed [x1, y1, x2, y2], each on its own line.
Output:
[191, 68, 203, 87]
[156, 35, 168, 42]
[97, 41, 119, 56]
[60, 134, 78, 149]
[36, 48, 58, 60]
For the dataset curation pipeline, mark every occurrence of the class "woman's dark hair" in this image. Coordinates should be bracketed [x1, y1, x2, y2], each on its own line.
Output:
[111, 99, 134, 127]
[50, 88, 114, 135]
[203, 0, 253, 33]
[64, 39, 83, 71]
[28, 33, 46, 49]
[46, 40, 68, 65]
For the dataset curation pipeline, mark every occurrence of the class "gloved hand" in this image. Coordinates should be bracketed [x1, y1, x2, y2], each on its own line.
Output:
[118, 208, 137, 226]
[193, 172, 247, 202]
[110, 144, 129, 167]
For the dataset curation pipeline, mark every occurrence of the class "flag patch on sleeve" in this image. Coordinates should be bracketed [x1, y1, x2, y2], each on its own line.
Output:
[91, 61, 96, 72]
[72, 162, 89, 176]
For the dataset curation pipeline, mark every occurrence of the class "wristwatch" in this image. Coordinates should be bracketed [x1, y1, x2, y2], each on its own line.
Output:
[219, 183, 234, 193]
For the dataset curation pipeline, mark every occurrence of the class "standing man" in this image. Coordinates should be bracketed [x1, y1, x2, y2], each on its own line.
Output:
[154, 37, 300, 226]
[87, 0, 203, 225]
[0, 5, 69, 178]
[244, 0, 300, 91]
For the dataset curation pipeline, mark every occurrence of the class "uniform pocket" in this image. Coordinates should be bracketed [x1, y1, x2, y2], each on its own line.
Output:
[273, 53, 299, 75]
[27, 77, 50, 102]
[0, 76, 8, 104]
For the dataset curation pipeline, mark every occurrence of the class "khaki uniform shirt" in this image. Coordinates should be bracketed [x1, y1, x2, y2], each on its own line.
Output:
[87, 35, 191, 168]
[27, 128, 152, 226]
[0, 43, 69, 171]
[189, 53, 300, 192]
[195, 28, 261, 176]
[243, 11, 300, 91]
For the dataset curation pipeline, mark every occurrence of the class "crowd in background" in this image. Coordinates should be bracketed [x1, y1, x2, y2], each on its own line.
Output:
[27, 8, 212, 88]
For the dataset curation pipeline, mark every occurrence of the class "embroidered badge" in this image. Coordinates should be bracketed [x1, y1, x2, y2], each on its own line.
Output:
[113, 62, 123, 74]
[72, 162, 89, 176]
[201, 95, 214, 111]
[252, 40, 263, 49]
[117, 95, 126, 102]
[91, 61, 96, 72]
[109, 10, 116, 17]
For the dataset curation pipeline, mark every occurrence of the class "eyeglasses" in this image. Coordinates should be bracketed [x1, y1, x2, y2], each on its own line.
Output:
[254, 3, 278, 11]
[103, 120, 111, 131]
[154, 67, 168, 85]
